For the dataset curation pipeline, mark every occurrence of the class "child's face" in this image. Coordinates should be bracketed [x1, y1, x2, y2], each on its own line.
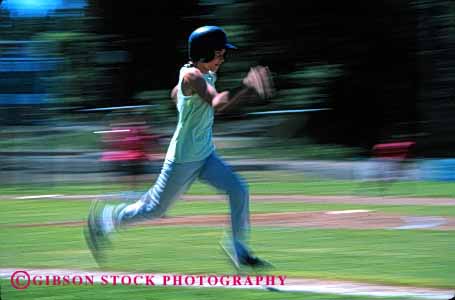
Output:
[204, 49, 226, 73]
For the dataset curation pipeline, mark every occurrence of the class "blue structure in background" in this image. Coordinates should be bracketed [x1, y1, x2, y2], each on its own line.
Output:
[0, 0, 86, 122]
[419, 159, 455, 182]
[0, 41, 60, 106]
[1, 0, 86, 18]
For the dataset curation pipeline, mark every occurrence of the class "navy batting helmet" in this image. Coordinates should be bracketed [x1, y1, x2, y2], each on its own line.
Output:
[188, 26, 237, 63]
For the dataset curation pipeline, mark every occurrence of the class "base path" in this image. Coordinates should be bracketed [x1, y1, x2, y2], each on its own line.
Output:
[5, 194, 455, 206]
[182, 195, 455, 206]
[0, 268, 452, 299]
[4, 210, 455, 230]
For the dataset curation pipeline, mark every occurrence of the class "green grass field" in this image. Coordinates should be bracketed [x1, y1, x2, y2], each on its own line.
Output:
[1, 171, 455, 197]
[1, 199, 455, 226]
[1, 172, 454, 299]
[1, 224, 453, 287]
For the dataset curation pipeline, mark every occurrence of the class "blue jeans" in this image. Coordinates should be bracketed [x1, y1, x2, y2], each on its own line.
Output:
[115, 152, 251, 255]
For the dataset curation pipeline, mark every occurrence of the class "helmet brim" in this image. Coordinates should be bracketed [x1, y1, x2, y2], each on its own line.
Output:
[225, 43, 237, 49]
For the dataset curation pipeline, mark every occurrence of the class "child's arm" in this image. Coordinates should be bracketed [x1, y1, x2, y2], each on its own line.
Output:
[184, 66, 274, 112]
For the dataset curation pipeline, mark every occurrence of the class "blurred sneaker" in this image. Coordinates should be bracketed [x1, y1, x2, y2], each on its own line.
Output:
[219, 240, 273, 271]
[84, 199, 114, 266]
[238, 253, 274, 269]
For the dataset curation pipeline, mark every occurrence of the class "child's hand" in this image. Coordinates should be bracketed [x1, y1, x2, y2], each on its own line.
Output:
[242, 66, 275, 99]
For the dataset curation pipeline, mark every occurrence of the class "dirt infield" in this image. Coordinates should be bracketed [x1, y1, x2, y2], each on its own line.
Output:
[6, 194, 455, 206]
[3, 194, 455, 230]
[181, 195, 455, 206]
[5, 210, 455, 230]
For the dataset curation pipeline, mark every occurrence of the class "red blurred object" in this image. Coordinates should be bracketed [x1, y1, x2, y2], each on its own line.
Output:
[372, 141, 415, 160]
[100, 124, 163, 163]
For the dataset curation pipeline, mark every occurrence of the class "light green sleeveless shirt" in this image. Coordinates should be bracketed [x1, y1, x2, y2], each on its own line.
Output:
[165, 66, 216, 162]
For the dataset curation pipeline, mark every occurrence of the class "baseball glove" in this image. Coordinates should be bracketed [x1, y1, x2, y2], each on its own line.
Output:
[242, 66, 275, 99]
